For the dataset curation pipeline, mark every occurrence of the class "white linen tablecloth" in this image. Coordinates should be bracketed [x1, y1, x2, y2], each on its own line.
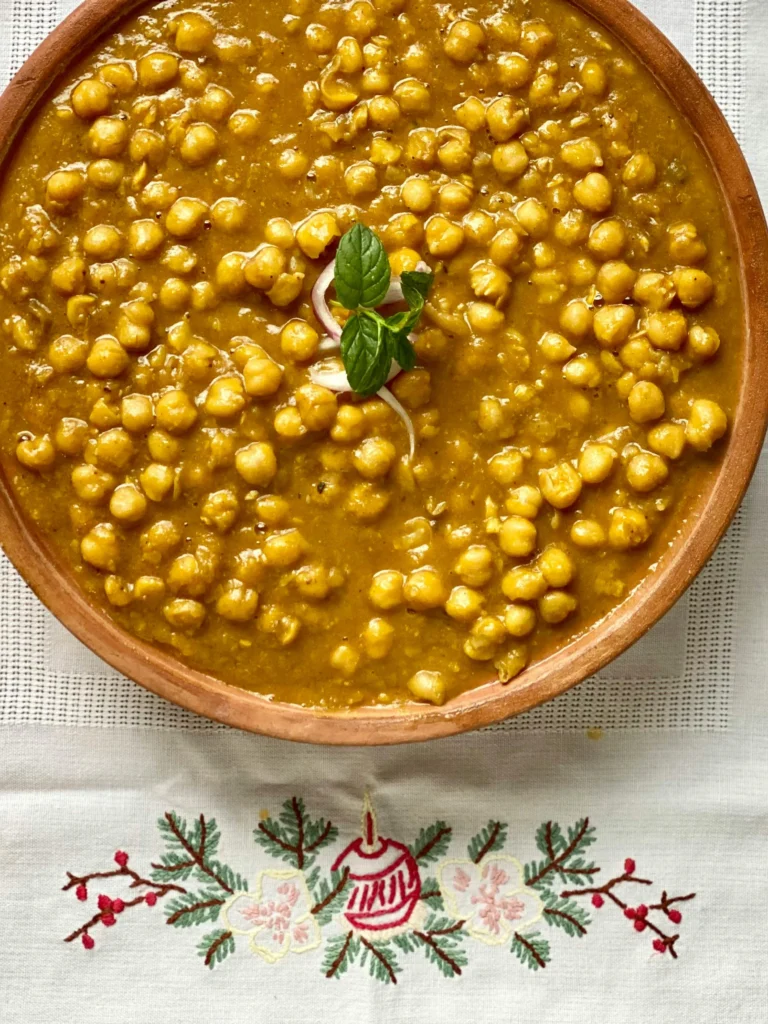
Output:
[1, 1, 767, 1021]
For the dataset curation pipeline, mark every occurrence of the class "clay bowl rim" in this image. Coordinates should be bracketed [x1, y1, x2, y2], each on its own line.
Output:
[0, 0, 765, 745]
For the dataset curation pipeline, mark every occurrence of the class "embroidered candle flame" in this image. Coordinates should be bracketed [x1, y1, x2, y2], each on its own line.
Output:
[331, 793, 421, 932]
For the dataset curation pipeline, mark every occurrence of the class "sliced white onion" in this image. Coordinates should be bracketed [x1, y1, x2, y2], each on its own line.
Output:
[311, 262, 341, 341]
[318, 335, 341, 354]
[308, 358, 401, 391]
[377, 384, 415, 463]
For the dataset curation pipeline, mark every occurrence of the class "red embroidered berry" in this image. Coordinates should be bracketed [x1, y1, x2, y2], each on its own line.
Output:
[114, 851, 129, 868]
[144, 891, 158, 907]
[591, 894, 604, 908]
[97, 894, 112, 912]
[652, 939, 666, 954]
[634, 918, 647, 932]
[101, 913, 116, 927]
[75, 884, 88, 902]
[624, 858, 636, 874]
[112, 898, 125, 914]
[636, 904, 648, 919]
[82, 933, 95, 950]
[624, 907, 637, 919]
[668, 909, 682, 925]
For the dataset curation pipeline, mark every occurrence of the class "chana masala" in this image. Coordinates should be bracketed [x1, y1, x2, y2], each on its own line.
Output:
[0, 0, 739, 709]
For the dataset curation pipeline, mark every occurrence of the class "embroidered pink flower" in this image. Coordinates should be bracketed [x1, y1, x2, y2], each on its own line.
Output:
[224, 869, 321, 963]
[437, 855, 542, 945]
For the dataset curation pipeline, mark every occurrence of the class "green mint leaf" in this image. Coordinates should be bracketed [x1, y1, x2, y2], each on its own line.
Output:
[335, 223, 391, 310]
[341, 312, 392, 396]
[400, 269, 433, 308]
[390, 331, 416, 371]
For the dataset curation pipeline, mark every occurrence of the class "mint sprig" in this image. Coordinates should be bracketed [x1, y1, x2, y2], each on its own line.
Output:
[334, 224, 433, 397]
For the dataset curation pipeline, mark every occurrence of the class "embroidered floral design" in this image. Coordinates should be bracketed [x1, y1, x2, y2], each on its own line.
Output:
[224, 869, 321, 962]
[62, 798, 696, 979]
[439, 855, 542, 945]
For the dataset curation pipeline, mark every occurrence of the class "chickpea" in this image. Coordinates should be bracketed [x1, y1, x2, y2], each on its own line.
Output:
[402, 568, 446, 610]
[454, 544, 494, 587]
[264, 529, 307, 567]
[588, 219, 626, 260]
[349, 437, 394, 480]
[580, 58, 607, 95]
[370, 137, 403, 166]
[593, 304, 636, 349]
[48, 334, 88, 374]
[608, 507, 651, 550]
[345, 0, 377, 38]
[499, 515, 537, 557]
[486, 448, 523, 486]
[596, 260, 636, 304]
[465, 615, 507, 661]
[108, 482, 146, 524]
[344, 161, 378, 197]
[687, 324, 720, 360]
[576, 443, 615, 484]
[71, 463, 115, 502]
[505, 485, 542, 519]
[80, 522, 120, 572]
[156, 389, 197, 434]
[626, 451, 669, 493]
[159, 277, 191, 312]
[558, 300, 592, 339]
[362, 617, 395, 660]
[668, 221, 708, 265]
[295, 212, 340, 260]
[439, 182, 473, 216]
[278, 148, 309, 180]
[174, 11, 215, 53]
[571, 518, 606, 548]
[368, 569, 404, 610]
[198, 85, 235, 124]
[92, 427, 133, 472]
[329, 644, 359, 677]
[127, 219, 165, 259]
[405, 127, 438, 167]
[539, 462, 582, 509]
[628, 380, 666, 423]
[120, 394, 153, 434]
[46, 169, 85, 204]
[139, 462, 174, 501]
[539, 331, 576, 363]
[72, 78, 112, 119]
[444, 19, 485, 63]
[501, 565, 547, 602]
[633, 271, 675, 311]
[562, 355, 601, 389]
[647, 421, 687, 460]
[141, 179, 179, 211]
[215, 581, 259, 622]
[407, 670, 446, 705]
[132, 576, 165, 604]
[573, 172, 612, 213]
[390, 248, 422, 276]
[16, 433, 55, 471]
[444, 585, 485, 622]
[179, 123, 218, 166]
[385, 212, 423, 249]
[82, 224, 122, 261]
[560, 136, 602, 171]
[492, 140, 529, 181]
[685, 398, 727, 451]
[264, 218, 294, 249]
[672, 267, 714, 309]
[501, 601, 537, 642]
[464, 212, 496, 246]
[539, 590, 577, 624]
[484, 97, 522, 143]
[425, 215, 464, 258]
[276, 321, 317, 364]
[489, 228, 522, 267]
[90, 399, 120, 431]
[204, 376, 246, 419]
[201, 489, 240, 532]
[470, 261, 511, 303]
[496, 52, 532, 89]
[274, 406, 306, 440]
[129, 128, 166, 166]
[293, 384, 336, 432]
[455, 96, 486, 132]
[137, 51, 179, 89]
[88, 116, 128, 157]
[164, 598, 206, 629]
[623, 151, 657, 189]
[86, 336, 129, 378]
[54, 417, 89, 456]
[467, 301, 504, 334]
[394, 78, 430, 113]
[241, 356, 281, 398]
[215, 252, 247, 297]
[346, 480, 389, 520]
[244, 245, 285, 290]
[51, 256, 86, 296]
[330, 404, 365, 444]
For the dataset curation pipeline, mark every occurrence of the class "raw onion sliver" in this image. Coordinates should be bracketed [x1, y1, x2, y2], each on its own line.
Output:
[311, 262, 341, 341]
[377, 385, 415, 463]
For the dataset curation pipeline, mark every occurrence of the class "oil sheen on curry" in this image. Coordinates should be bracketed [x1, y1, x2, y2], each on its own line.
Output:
[0, 0, 739, 709]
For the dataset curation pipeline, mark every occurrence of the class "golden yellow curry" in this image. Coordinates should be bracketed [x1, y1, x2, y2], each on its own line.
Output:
[0, 0, 738, 708]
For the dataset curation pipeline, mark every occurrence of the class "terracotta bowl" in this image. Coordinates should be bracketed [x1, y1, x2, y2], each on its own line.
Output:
[0, 0, 766, 744]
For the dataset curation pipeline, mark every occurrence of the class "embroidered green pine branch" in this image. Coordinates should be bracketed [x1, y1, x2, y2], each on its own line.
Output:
[419, 875, 444, 910]
[310, 867, 351, 926]
[511, 930, 551, 971]
[197, 929, 235, 969]
[151, 812, 247, 895]
[323, 931, 359, 979]
[539, 890, 591, 937]
[358, 936, 401, 984]
[255, 797, 338, 871]
[409, 915, 468, 978]
[408, 821, 452, 864]
[524, 818, 598, 890]
[467, 820, 508, 863]
[164, 890, 227, 928]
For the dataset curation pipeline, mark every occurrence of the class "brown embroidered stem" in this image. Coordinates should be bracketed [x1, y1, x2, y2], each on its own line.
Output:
[561, 871, 652, 900]
[526, 818, 596, 887]
[326, 931, 353, 978]
[424, 920, 464, 937]
[311, 868, 349, 916]
[306, 820, 332, 853]
[360, 936, 398, 984]
[649, 890, 696, 913]
[166, 897, 224, 926]
[412, 826, 452, 863]
[472, 822, 501, 864]
[419, 888, 441, 901]
[292, 797, 306, 870]
[205, 930, 232, 966]
[543, 907, 587, 935]
[161, 812, 234, 894]
[63, 867, 185, 896]
[64, 895, 157, 943]
[514, 931, 546, 969]
[256, 821, 296, 855]
[413, 931, 463, 975]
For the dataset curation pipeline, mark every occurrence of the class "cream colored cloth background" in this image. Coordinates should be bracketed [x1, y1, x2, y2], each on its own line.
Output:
[1, 1, 767, 1021]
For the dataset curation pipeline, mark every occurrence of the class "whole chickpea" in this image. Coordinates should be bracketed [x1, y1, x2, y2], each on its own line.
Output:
[54, 418, 90, 456]
[81, 522, 120, 571]
[538, 462, 582, 509]
[344, 161, 378, 197]
[156, 390, 198, 434]
[296, 212, 340, 259]
[499, 516, 537, 557]
[49, 334, 89, 374]
[353, 437, 396, 479]
[407, 670, 446, 705]
[687, 325, 720, 360]
[608, 507, 651, 550]
[86, 336, 129, 378]
[137, 51, 179, 90]
[71, 464, 115, 502]
[454, 544, 494, 587]
[46, 169, 86, 204]
[109, 482, 147, 524]
[496, 52, 532, 89]
[492, 141, 529, 182]
[444, 20, 486, 63]
[244, 356, 283, 397]
[16, 434, 55, 471]
[578, 443, 616, 484]
[445, 585, 485, 622]
[211, 197, 248, 233]
[672, 267, 714, 309]
[244, 245, 286, 290]
[685, 399, 727, 451]
[425, 215, 465, 258]
[626, 451, 669, 493]
[139, 462, 174, 501]
[570, 519, 606, 549]
[593, 304, 636, 349]
[573, 172, 612, 213]
[539, 590, 577, 624]
[647, 421, 687, 460]
[264, 529, 308, 567]
[72, 78, 112, 119]
[216, 581, 259, 622]
[628, 381, 665, 423]
[362, 617, 395, 660]
[88, 116, 129, 157]
[404, 567, 447, 610]
[280, 320, 319, 362]
[174, 12, 215, 54]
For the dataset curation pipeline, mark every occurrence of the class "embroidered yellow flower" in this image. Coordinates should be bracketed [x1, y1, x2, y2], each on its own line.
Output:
[437, 855, 543, 945]
[223, 868, 321, 963]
